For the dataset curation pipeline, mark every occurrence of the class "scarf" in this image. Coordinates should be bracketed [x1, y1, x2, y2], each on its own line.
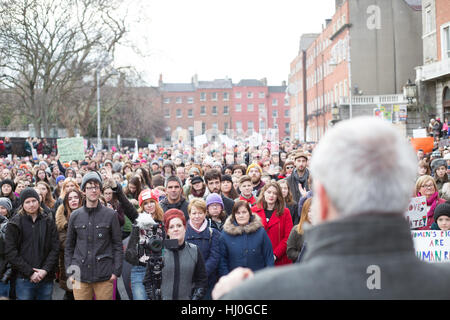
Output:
[189, 218, 208, 233]
[293, 168, 309, 189]
[191, 185, 206, 198]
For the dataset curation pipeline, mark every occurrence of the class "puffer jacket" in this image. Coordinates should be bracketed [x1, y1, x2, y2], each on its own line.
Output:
[218, 214, 274, 276]
[185, 221, 221, 288]
[64, 202, 123, 283]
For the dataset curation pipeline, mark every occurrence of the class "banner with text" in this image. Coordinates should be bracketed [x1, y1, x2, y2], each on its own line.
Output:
[57, 137, 85, 162]
[412, 230, 450, 263]
[405, 196, 428, 229]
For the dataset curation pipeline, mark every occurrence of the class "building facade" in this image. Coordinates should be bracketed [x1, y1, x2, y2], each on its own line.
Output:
[289, 0, 423, 141]
[415, 0, 450, 121]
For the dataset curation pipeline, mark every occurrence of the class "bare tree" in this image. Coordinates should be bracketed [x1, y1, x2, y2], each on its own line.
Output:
[0, 0, 128, 137]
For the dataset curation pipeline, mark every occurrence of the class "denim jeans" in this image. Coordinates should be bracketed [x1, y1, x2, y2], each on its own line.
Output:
[0, 282, 9, 298]
[15, 278, 53, 300]
[130, 265, 147, 300]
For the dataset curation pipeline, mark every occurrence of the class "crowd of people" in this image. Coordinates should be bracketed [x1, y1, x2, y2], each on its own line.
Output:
[0, 118, 450, 300]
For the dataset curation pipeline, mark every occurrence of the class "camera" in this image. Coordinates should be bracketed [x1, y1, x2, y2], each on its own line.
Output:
[142, 225, 178, 253]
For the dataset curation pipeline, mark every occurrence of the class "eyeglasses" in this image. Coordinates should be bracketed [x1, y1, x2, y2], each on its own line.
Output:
[286, 166, 294, 169]
[421, 184, 435, 189]
[86, 186, 99, 191]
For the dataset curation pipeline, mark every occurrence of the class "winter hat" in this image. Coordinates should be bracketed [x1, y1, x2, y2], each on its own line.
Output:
[431, 159, 447, 173]
[206, 193, 224, 209]
[164, 175, 183, 188]
[0, 179, 15, 191]
[19, 187, 40, 206]
[188, 167, 200, 176]
[104, 160, 113, 167]
[81, 171, 103, 191]
[0, 197, 12, 213]
[163, 208, 186, 233]
[246, 163, 262, 175]
[163, 160, 174, 169]
[56, 175, 66, 185]
[434, 202, 450, 222]
[138, 189, 159, 207]
[151, 160, 160, 167]
[39, 161, 48, 168]
[191, 176, 204, 185]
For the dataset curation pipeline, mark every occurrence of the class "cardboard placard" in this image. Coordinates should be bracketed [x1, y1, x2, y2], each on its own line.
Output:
[412, 230, 450, 263]
[405, 196, 428, 229]
[57, 137, 85, 162]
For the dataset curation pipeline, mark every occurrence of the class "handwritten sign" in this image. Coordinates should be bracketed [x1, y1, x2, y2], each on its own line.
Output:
[405, 196, 428, 229]
[412, 230, 450, 263]
[57, 137, 85, 162]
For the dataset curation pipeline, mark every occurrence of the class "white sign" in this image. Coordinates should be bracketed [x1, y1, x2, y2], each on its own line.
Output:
[405, 196, 428, 229]
[148, 144, 157, 151]
[194, 135, 208, 148]
[412, 230, 450, 263]
[413, 129, 427, 138]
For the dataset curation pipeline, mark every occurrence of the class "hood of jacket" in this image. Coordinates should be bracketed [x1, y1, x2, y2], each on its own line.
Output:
[223, 213, 263, 236]
[55, 204, 68, 232]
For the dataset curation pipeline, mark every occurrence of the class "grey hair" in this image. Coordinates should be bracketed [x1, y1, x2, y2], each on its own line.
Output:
[310, 117, 417, 217]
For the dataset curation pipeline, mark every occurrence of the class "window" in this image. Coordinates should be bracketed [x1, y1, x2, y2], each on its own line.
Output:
[202, 122, 206, 134]
[176, 109, 182, 118]
[164, 109, 170, 118]
[176, 97, 182, 104]
[247, 91, 253, 98]
[163, 98, 170, 104]
[187, 97, 194, 104]
[223, 92, 229, 101]
[212, 92, 218, 101]
[272, 110, 278, 118]
[235, 92, 241, 99]
[425, 5, 434, 34]
[284, 98, 289, 106]
[223, 106, 229, 115]
[212, 106, 217, 115]
[273, 122, 278, 129]
[236, 121, 242, 131]
[224, 122, 229, 132]
[285, 109, 290, 117]
[272, 98, 278, 106]
[285, 122, 290, 134]
[258, 104, 265, 112]
[443, 26, 450, 59]
[259, 92, 265, 98]
[212, 122, 218, 130]
[188, 109, 193, 118]
[247, 104, 254, 112]
[200, 106, 206, 115]
[200, 92, 206, 101]
[248, 121, 254, 132]
[236, 104, 242, 112]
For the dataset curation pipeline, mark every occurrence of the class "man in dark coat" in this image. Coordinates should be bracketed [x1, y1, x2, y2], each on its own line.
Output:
[286, 152, 310, 204]
[160, 175, 190, 221]
[213, 117, 450, 300]
[203, 169, 234, 216]
[65, 172, 123, 300]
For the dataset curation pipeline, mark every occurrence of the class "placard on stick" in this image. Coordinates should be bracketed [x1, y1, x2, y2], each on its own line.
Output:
[405, 196, 428, 229]
[57, 137, 85, 162]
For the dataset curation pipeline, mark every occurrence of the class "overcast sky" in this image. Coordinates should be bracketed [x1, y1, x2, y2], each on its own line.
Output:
[116, 0, 336, 86]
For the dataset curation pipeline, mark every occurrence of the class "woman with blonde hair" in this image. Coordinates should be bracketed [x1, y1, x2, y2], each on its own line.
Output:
[35, 181, 56, 211]
[52, 178, 80, 216]
[415, 175, 446, 230]
[286, 197, 313, 262]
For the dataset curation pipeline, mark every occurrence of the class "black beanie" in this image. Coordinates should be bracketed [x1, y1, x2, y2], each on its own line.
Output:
[19, 187, 40, 206]
[0, 179, 15, 191]
[434, 201, 450, 222]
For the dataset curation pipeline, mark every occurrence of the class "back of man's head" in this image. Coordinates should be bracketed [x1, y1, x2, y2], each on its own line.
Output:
[310, 117, 416, 218]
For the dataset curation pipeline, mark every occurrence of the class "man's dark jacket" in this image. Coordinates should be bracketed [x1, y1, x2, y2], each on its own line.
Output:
[64, 202, 123, 283]
[4, 211, 59, 281]
[223, 213, 450, 299]
[160, 197, 190, 221]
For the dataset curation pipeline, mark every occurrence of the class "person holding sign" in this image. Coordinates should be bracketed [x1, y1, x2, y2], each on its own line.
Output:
[415, 175, 445, 230]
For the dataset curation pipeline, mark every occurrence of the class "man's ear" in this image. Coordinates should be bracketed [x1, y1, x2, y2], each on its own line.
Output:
[316, 181, 330, 222]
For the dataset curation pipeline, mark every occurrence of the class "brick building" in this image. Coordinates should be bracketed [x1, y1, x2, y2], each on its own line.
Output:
[415, 0, 450, 121]
[289, 0, 423, 141]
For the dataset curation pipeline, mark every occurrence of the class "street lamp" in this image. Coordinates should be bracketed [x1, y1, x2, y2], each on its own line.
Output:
[403, 79, 417, 105]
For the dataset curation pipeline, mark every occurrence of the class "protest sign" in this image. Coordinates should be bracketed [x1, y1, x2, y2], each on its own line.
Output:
[412, 230, 450, 263]
[194, 135, 208, 148]
[410, 137, 434, 153]
[413, 128, 427, 138]
[57, 137, 85, 162]
[405, 196, 427, 229]
[148, 144, 157, 151]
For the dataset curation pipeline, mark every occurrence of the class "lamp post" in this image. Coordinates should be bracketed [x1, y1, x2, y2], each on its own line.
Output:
[403, 79, 417, 105]
[331, 103, 340, 126]
[96, 68, 102, 151]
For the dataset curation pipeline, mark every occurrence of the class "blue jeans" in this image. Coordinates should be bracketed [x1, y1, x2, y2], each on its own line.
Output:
[15, 278, 53, 300]
[0, 282, 9, 298]
[130, 265, 147, 300]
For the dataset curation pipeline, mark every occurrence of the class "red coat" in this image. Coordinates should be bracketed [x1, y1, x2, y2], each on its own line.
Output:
[251, 205, 293, 266]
